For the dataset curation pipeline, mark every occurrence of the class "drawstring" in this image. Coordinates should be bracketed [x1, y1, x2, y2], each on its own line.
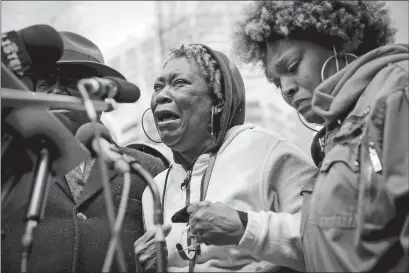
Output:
[161, 165, 173, 207]
[181, 170, 192, 190]
[161, 153, 217, 273]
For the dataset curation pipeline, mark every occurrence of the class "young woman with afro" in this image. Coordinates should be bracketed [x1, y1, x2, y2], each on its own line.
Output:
[233, 1, 408, 272]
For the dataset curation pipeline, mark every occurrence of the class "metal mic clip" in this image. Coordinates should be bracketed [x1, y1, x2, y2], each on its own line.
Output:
[76, 79, 117, 115]
[78, 77, 117, 99]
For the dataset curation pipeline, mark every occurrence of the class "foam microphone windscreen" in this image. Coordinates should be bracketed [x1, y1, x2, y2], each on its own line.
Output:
[76, 122, 113, 154]
[17, 24, 64, 73]
[51, 112, 73, 134]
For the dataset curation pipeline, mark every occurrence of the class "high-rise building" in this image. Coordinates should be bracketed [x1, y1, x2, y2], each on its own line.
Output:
[104, 1, 315, 156]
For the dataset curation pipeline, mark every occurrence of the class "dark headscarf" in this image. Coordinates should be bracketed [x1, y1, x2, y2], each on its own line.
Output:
[201, 44, 246, 150]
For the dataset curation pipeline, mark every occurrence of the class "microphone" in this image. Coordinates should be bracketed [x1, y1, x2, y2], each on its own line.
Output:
[78, 76, 140, 103]
[75, 122, 129, 271]
[20, 139, 54, 272]
[17, 111, 86, 272]
[76, 122, 130, 173]
[51, 111, 74, 133]
[1, 124, 34, 209]
[3, 106, 90, 176]
[1, 24, 63, 78]
[1, 88, 114, 112]
[76, 123, 167, 271]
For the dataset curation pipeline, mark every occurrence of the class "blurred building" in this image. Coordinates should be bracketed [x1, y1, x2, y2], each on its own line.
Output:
[105, 1, 315, 156]
[3, 1, 407, 158]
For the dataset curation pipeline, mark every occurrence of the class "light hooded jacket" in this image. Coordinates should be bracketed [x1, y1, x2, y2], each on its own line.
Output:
[303, 44, 409, 272]
[142, 45, 317, 272]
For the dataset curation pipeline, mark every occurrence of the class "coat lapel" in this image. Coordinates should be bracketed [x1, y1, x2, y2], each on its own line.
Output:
[55, 176, 74, 201]
[76, 160, 118, 205]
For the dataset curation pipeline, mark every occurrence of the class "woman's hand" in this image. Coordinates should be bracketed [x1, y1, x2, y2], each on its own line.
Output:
[187, 201, 245, 246]
[134, 225, 172, 272]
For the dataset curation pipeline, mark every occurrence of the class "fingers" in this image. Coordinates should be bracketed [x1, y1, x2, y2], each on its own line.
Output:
[188, 201, 212, 231]
[187, 201, 212, 242]
[139, 251, 157, 272]
[134, 228, 170, 272]
[186, 202, 198, 214]
[134, 225, 172, 254]
[134, 237, 156, 269]
[134, 235, 155, 257]
[134, 241, 147, 256]
[187, 201, 212, 214]
[134, 230, 154, 248]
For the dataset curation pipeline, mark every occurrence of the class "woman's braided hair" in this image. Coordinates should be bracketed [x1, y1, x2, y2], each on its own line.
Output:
[233, 1, 397, 67]
[166, 44, 224, 105]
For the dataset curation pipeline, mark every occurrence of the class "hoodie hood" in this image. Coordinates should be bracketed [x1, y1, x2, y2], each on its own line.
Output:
[312, 44, 409, 126]
[200, 44, 246, 149]
[173, 44, 246, 165]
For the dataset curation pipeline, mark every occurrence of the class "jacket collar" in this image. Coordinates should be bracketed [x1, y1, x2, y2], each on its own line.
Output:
[56, 160, 117, 204]
[312, 44, 409, 126]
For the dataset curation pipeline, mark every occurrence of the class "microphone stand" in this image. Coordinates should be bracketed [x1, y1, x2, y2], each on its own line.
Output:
[20, 139, 53, 272]
[130, 161, 167, 272]
[1, 88, 115, 113]
[77, 81, 128, 272]
[1, 63, 55, 272]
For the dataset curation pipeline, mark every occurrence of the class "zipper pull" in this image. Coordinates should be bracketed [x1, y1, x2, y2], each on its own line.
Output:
[318, 137, 325, 152]
[181, 170, 192, 190]
[368, 141, 382, 173]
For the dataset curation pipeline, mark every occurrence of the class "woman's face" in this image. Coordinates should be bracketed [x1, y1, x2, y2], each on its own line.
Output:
[264, 39, 337, 124]
[151, 57, 213, 154]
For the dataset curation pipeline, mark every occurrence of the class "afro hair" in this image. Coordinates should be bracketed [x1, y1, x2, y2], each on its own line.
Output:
[232, 0, 397, 66]
[165, 44, 224, 105]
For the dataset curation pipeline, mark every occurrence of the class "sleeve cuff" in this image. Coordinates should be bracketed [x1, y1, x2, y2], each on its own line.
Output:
[237, 210, 248, 229]
[237, 210, 260, 250]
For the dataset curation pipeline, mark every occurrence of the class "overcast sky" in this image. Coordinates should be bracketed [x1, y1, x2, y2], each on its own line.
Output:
[1, 1, 157, 55]
[2, 1, 408, 58]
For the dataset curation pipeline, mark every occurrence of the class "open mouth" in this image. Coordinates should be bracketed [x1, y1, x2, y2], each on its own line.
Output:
[156, 110, 181, 123]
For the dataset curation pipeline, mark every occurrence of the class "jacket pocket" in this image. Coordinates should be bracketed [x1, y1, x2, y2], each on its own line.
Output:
[300, 192, 312, 239]
[114, 196, 142, 215]
[311, 121, 364, 229]
[300, 169, 318, 238]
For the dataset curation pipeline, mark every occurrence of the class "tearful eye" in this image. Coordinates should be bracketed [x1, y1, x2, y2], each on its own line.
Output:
[173, 79, 186, 87]
[287, 61, 299, 74]
[154, 83, 164, 92]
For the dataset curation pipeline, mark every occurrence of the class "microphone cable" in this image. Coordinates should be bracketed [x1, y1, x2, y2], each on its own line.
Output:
[127, 158, 167, 273]
[77, 79, 127, 272]
[102, 170, 131, 272]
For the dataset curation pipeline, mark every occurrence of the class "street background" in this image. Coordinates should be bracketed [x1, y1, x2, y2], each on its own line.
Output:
[2, 1, 408, 160]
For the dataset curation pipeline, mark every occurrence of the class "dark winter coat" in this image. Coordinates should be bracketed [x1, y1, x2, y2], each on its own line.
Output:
[1, 147, 167, 273]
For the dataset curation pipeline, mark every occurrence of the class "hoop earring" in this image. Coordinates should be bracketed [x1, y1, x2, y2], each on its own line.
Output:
[321, 45, 358, 82]
[141, 108, 162, 144]
[297, 112, 319, 132]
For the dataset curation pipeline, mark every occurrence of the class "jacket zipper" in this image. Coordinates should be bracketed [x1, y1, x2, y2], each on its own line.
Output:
[181, 170, 192, 202]
[368, 140, 382, 173]
[181, 170, 192, 191]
